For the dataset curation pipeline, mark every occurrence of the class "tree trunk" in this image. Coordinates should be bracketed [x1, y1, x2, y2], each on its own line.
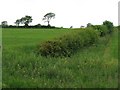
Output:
[48, 21, 50, 27]
[25, 23, 28, 27]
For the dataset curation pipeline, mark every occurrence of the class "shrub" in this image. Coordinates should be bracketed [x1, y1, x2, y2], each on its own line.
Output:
[92, 25, 109, 37]
[87, 23, 92, 27]
[103, 20, 114, 33]
[37, 28, 99, 57]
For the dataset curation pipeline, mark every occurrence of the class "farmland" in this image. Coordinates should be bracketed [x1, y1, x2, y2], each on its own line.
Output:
[2, 28, 118, 88]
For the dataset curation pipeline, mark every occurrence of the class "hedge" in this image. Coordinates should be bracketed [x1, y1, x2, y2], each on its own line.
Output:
[103, 20, 114, 33]
[37, 28, 99, 57]
[92, 25, 109, 37]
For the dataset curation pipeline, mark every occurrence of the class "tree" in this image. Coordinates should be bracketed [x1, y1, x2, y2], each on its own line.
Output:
[87, 23, 92, 27]
[43, 12, 55, 26]
[21, 15, 32, 27]
[1, 21, 8, 27]
[70, 26, 73, 28]
[103, 20, 114, 33]
[80, 25, 85, 28]
[15, 19, 21, 26]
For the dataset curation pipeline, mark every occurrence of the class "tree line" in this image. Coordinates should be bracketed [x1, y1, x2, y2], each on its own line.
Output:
[1, 12, 117, 29]
[1, 12, 55, 28]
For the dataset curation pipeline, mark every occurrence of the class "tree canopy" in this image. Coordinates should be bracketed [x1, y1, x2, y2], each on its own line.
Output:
[43, 12, 55, 26]
[15, 19, 21, 26]
[20, 15, 33, 27]
[103, 20, 113, 33]
[1, 21, 8, 27]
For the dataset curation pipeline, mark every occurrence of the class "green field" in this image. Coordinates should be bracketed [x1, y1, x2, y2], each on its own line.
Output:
[2, 28, 118, 88]
[0, 27, 2, 89]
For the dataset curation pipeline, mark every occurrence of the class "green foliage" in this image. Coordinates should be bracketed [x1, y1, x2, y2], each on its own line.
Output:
[37, 28, 99, 57]
[20, 15, 33, 27]
[103, 20, 114, 33]
[92, 25, 109, 37]
[118, 25, 120, 31]
[2, 28, 118, 88]
[1, 21, 8, 27]
[15, 19, 21, 26]
[87, 23, 92, 27]
[43, 12, 55, 26]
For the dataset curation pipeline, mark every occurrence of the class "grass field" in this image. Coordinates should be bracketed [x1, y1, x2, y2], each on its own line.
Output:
[0, 27, 2, 89]
[2, 28, 118, 88]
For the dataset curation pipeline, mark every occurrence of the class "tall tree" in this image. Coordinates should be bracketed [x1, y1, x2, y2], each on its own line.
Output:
[43, 12, 55, 26]
[15, 19, 21, 26]
[21, 15, 32, 27]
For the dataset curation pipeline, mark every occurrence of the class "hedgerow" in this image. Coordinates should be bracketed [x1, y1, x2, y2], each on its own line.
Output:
[37, 28, 99, 57]
[92, 25, 109, 37]
[103, 20, 114, 33]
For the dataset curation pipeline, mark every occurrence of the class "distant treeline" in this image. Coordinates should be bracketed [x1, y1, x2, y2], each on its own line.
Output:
[1, 12, 57, 28]
[0, 24, 65, 29]
[0, 25, 58, 29]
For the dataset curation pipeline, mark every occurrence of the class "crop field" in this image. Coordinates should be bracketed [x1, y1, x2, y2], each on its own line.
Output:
[2, 28, 118, 88]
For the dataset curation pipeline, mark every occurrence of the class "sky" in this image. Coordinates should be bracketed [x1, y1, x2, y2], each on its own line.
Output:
[0, 0, 119, 28]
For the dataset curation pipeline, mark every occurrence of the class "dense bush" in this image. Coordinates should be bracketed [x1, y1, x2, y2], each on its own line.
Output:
[103, 20, 114, 33]
[92, 25, 109, 37]
[37, 28, 99, 57]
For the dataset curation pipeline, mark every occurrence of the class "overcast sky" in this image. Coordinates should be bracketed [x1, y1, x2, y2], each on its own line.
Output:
[0, 0, 119, 28]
